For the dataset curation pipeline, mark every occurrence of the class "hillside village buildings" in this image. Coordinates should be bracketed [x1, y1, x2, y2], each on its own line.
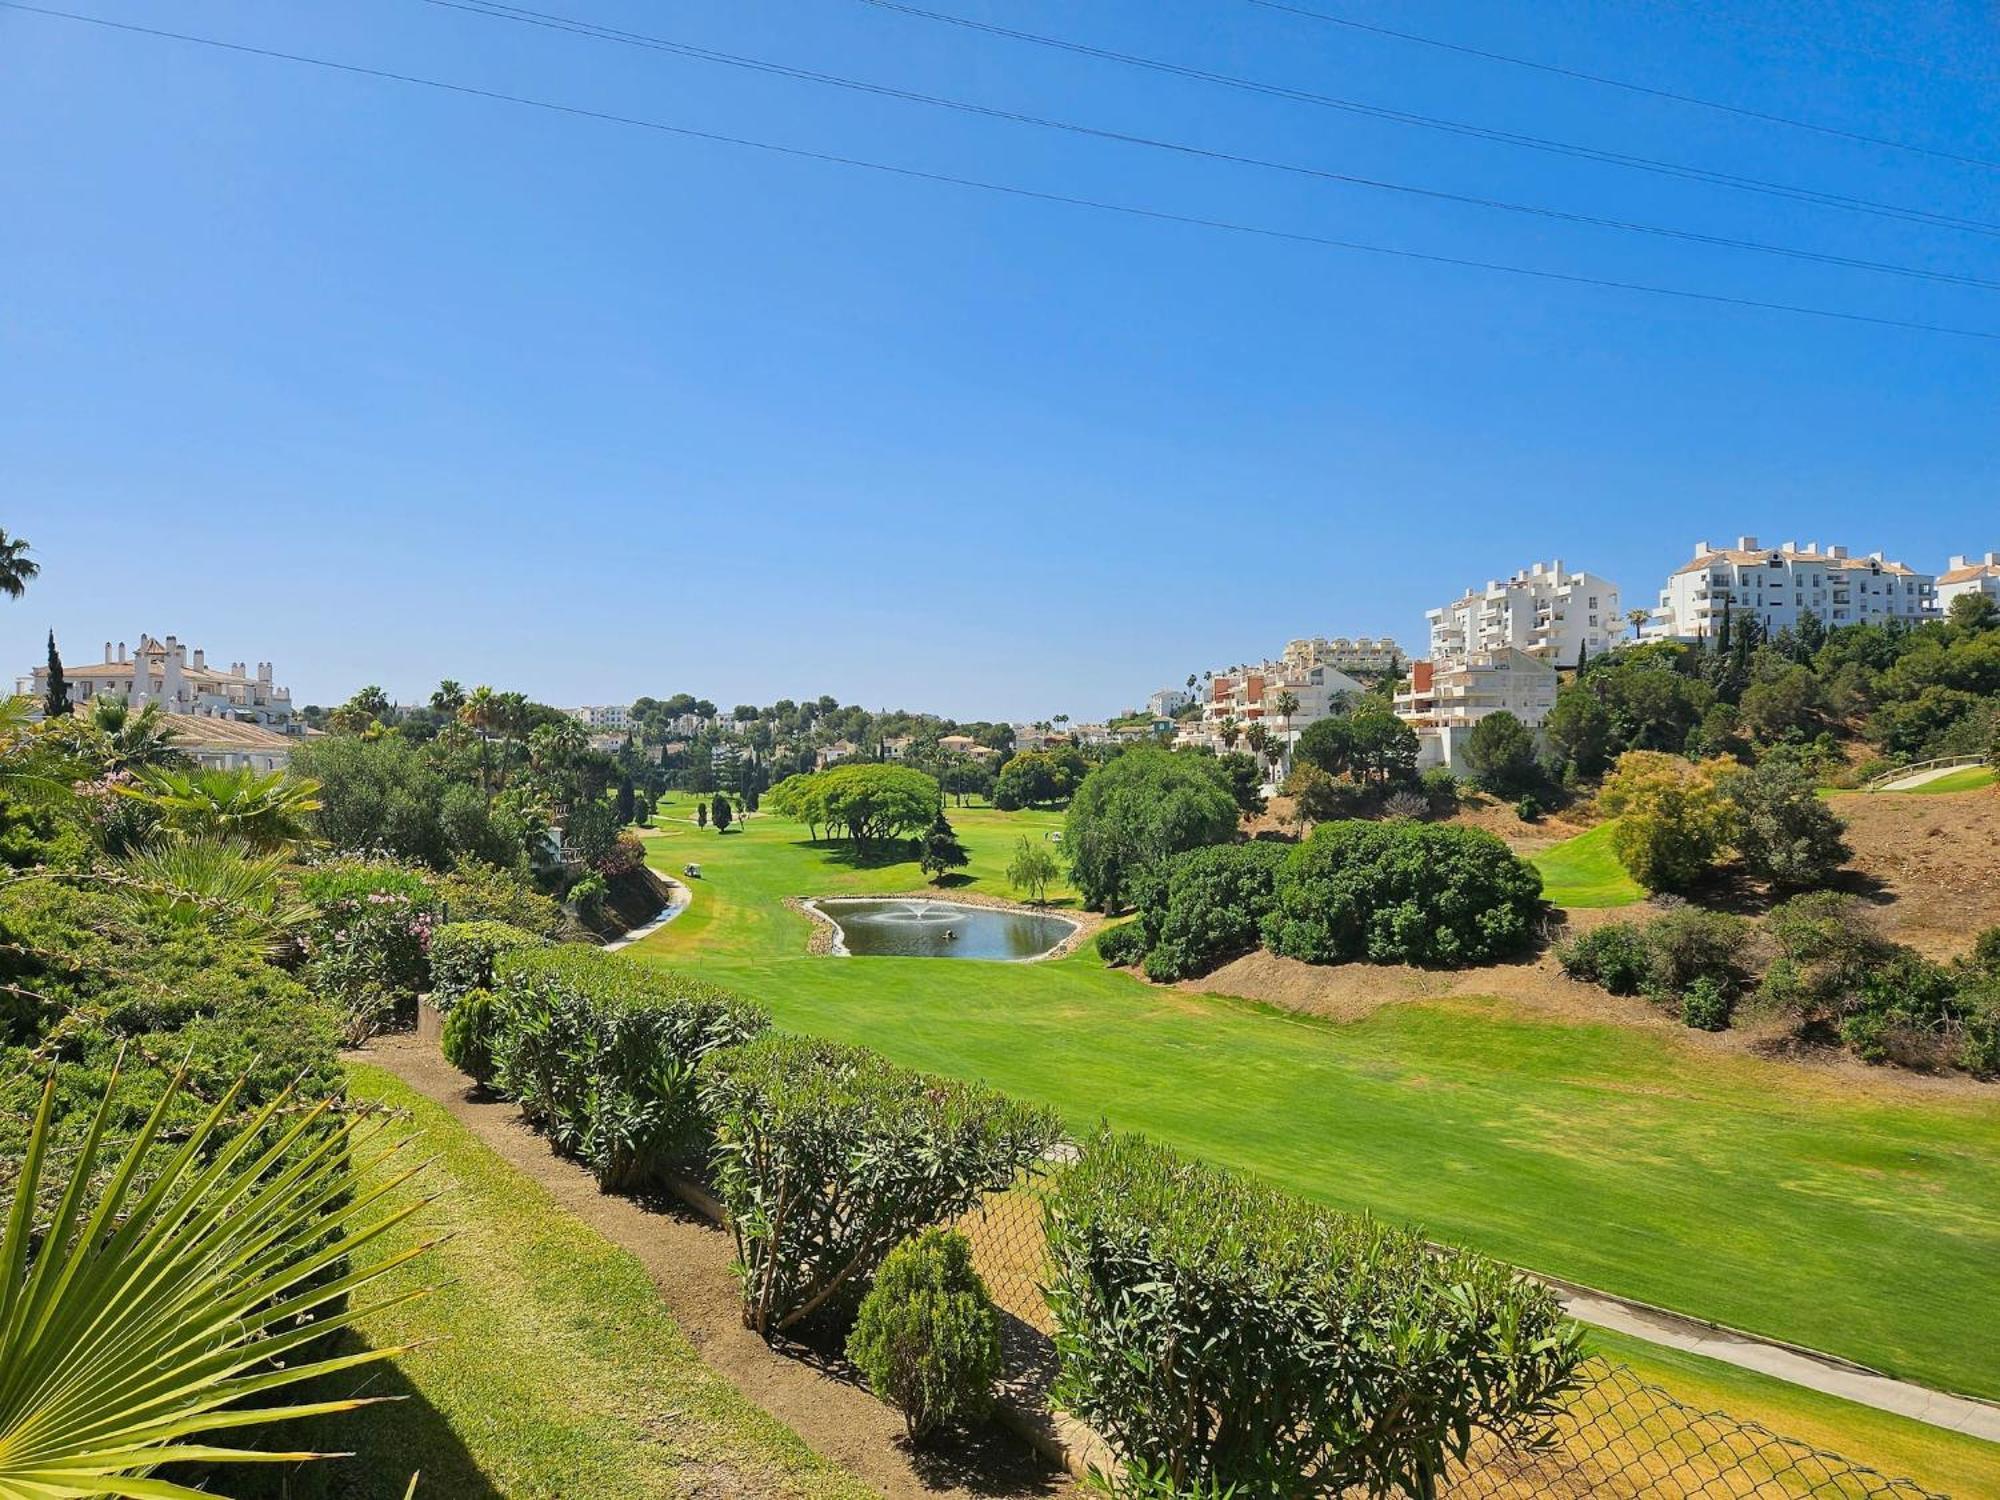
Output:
[25, 635, 296, 728]
[569, 704, 633, 730]
[1645, 538, 1937, 639]
[1426, 560, 1622, 667]
[1939, 552, 2000, 612]
[1393, 649, 1559, 770]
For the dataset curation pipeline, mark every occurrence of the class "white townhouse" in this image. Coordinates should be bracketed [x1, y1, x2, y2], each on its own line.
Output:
[1280, 636, 1406, 676]
[1146, 687, 1193, 718]
[1427, 560, 1622, 667]
[569, 704, 633, 730]
[1392, 648, 1559, 771]
[1938, 552, 2000, 612]
[23, 635, 296, 730]
[1645, 537, 1937, 640]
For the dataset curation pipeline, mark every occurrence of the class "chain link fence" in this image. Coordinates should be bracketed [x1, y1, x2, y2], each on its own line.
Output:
[952, 1181, 1948, 1500]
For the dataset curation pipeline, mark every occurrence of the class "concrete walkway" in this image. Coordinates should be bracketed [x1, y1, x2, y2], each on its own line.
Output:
[1550, 1278, 2000, 1441]
[1875, 762, 1984, 792]
[602, 877, 690, 951]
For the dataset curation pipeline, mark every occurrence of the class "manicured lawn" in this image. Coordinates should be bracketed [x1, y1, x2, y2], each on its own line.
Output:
[1898, 765, 1998, 795]
[299, 1066, 870, 1500]
[1529, 820, 1646, 908]
[1587, 1330, 2000, 1500]
[633, 801, 2000, 1410]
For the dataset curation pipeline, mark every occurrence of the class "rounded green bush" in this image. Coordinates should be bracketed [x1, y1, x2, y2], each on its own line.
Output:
[846, 1228, 1001, 1443]
[1096, 922, 1146, 968]
[1681, 975, 1732, 1032]
[441, 987, 499, 1085]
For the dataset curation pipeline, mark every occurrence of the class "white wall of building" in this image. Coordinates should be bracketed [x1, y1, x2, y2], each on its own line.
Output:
[1646, 537, 1937, 639]
[1427, 560, 1620, 666]
[1939, 552, 2000, 611]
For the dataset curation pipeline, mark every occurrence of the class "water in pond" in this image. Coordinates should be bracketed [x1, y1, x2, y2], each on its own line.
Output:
[813, 899, 1076, 960]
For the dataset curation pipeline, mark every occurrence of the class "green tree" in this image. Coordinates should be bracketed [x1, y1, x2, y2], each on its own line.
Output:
[711, 793, 732, 832]
[1347, 709, 1419, 785]
[847, 1229, 1001, 1443]
[1545, 687, 1614, 776]
[1007, 835, 1059, 905]
[1738, 665, 1823, 743]
[430, 678, 467, 717]
[117, 765, 323, 855]
[1597, 751, 1740, 892]
[0, 527, 38, 598]
[918, 808, 970, 883]
[696, 800, 708, 829]
[42, 629, 67, 719]
[1064, 750, 1239, 912]
[1725, 758, 1850, 888]
[1459, 711, 1537, 796]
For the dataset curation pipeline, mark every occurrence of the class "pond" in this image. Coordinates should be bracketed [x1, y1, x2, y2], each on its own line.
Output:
[808, 898, 1078, 961]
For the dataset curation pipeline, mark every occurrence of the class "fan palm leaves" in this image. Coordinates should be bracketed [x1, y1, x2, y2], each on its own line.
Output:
[0, 695, 90, 813]
[0, 1058, 431, 1499]
[114, 837, 308, 942]
[0, 530, 37, 600]
[116, 766, 322, 854]
[89, 698, 185, 774]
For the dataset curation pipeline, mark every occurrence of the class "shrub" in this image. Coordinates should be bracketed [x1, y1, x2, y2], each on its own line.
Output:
[1064, 751, 1241, 913]
[1758, 892, 1896, 1030]
[568, 872, 608, 921]
[1969, 925, 2000, 976]
[441, 986, 500, 1085]
[1513, 793, 1543, 823]
[1095, 921, 1146, 968]
[1383, 789, 1431, 822]
[1043, 1131, 1584, 1497]
[845, 1228, 1001, 1442]
[1261, 821, 1543, 967]
[1960, 982, 2000, 1078]
[1461, 711, 1539, 797]
[1596, 752, 1740, 892]
[1282, 762, 1368, 825]
[1641, 906, 1753, 1001]
[700, 1035, 1062, 1338]
[297, 859, 441, 1040]
[429, 919, 545, 1008]
[1555, 923, 1649, 995]
[1139, 842, 1289, 982]
[491, 945, 768, 1189]
[434, 858, 566, 935]
[1725, 759, 1850, 888]
[1681, 975, 1732, 1031]
[1418, 765, 1461, 813]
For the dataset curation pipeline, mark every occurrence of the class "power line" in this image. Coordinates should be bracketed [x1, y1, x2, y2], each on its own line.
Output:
[1241, 0, 2000, 173]
[6, 1, 1998, 344]
[418, 0, 2000, 294]
[843, 0, 2000, 240]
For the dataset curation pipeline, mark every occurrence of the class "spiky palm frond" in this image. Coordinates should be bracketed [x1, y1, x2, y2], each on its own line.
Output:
[116, 766, 323, 854]
[115, 837, 309, 941]
[0, 1059, 432, 1500]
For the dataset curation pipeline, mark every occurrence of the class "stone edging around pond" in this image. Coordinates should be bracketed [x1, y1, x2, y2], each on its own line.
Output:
[787, 891, 1101, 961]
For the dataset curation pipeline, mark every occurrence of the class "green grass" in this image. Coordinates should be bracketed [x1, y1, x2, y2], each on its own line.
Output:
[1896, 765, 1998, 795]
[302, 1065, 871, 1500]
[1588, 1329, 2000, 1500]
[1529, 820, 1646, 908]
[633, 799, 2000, 1414]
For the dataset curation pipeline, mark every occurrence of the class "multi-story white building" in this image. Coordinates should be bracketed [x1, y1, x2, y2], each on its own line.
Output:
[23, 635, 295, 729]
[1938, 552, 2000, 612]
[1392, 648, 1559, 771]
[1176, 650, 1367, 784]
[1427, 560, 1621, 666]
[1645, 537, 1937, 640]
[1281, 636, 1406, 676]
[569, 703, 633, 730]
[1146, 687, 1194, 718]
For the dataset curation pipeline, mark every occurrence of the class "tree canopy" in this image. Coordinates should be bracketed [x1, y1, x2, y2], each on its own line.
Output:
[1063, 749, 1239, 913]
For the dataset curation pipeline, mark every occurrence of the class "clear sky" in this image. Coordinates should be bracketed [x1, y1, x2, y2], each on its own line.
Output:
[3, 0, 1995, 720]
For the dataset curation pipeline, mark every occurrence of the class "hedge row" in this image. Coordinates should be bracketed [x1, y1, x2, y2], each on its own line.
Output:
[429, 919, 547, 1007]
[1045, 1130, 1584, 1496]
[487, 944, 769, 1190]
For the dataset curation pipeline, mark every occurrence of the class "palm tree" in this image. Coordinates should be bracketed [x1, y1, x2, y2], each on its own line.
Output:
[89, 695, 183, 773]
[117, 765, 323, 853]
[117, 835, 307, 944]
[1219, 716, 1241, 751]
[0, 1063, 428, 1498]
[0, 528, 38, 598]
[431, 678, 467, 718]
[1626, 607, 1650, 641]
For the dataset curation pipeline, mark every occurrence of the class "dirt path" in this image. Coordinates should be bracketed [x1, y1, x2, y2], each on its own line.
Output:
[351, 1034, 1069, 1500]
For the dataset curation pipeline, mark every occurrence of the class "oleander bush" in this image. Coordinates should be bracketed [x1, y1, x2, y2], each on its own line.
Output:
[1044, 1131, 1584, 1499]
[1261, 820, 1543, 967]
[297, 858, 441, 1040]
[491, 944, 768, 1189]
[441, 986, 500, 1086]
[845, 1228, 1002, 1443]
[700, 1034, 1063, 1338]
[1137, 841, 1289, 982]
[429, 919, 546, 1007]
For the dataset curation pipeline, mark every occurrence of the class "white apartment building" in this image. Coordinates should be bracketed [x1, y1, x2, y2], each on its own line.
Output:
[1392, 648, 1558, 771]
[1427, 560, 1621, 666]
[22, 635, 295, 729]
[1147, 687, 1194, 718]
[570, 704, 633, 730]
[1177, 653, 1367, 785]
[1938, 552, 2000, 611]
[1281, 636, 1406, 676]
[1645, 537, 1937, 640]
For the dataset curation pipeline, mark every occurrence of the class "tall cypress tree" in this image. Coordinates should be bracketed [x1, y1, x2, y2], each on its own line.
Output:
[43, 630, 68, 718]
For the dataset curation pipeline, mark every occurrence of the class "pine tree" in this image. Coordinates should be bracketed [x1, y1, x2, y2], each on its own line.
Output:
[918, 808, 970, 884]
[711, 793, 733, 833]
[43, 630, 68, 718]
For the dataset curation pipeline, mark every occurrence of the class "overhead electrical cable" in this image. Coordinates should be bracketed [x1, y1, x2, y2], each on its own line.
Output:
[842, 0, 2000, 239]
[1240, 0, 2000, 173]
[415, 0, 2000, 294]
[6, 2, 1998, 343]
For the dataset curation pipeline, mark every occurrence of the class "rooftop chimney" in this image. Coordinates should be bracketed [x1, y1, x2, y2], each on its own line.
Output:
[1780, 541, 1797, 554]
[117, 641, 126, 663]
[1830, 545, 1848, 559]
[192, 649, 205, 670]
[1952, 555, 1970, 569]
[1737, 535, 1759, 551]
[1694, 540, 1714, 557]
[104, 641, 113, 664]
[1987, 551, 2000, 566]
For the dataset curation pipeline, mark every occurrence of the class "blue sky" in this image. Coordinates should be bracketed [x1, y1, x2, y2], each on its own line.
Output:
[3, 0, 1995, 719]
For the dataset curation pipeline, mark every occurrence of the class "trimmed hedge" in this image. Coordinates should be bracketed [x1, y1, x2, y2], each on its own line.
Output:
[1139, 841, 1289, 982]
[1262, 821, 1543, 967]
[700, 1034, 1063, 1338]
[429, 920, 546, 1008]
[1044, 1131, 1583, 1497]
[490, 945, 768, 1190]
